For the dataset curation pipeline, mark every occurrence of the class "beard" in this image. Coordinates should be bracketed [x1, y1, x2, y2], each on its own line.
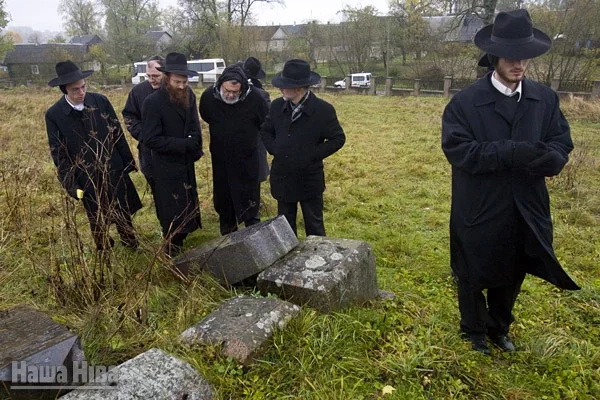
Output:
[166, 81, 189, 108]
[219, 87, 240, 105]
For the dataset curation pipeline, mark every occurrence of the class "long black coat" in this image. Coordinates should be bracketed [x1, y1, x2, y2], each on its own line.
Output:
[122, 80, 156, 181]
[260, 93, 345, 202]
[45, 93, 142, 215]
[442, 73, 579, 292]
[199, 86, 268, 220]
[251, 84, 271, 182]
[141, 86, 203, 235]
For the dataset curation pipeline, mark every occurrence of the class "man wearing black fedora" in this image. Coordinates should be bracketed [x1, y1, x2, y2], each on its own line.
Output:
[141, 52, 203, 256]
[442, 9, 579, 355]
[45, 60, 142, 250]
[261, 59, 345, 236]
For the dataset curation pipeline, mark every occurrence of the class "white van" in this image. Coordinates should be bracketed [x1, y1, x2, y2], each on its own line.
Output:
[131, 58, 226, 84]
[334, 73, 372, 88]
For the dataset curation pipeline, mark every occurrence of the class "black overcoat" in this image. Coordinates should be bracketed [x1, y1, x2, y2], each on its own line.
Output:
[122, 80, 156, 181]
[260, 93, 345, 202]
[442, 73, 579, 292]
[251, 84, 271, 182]
[199, 86, 268, 220]
[45, 93, 142, 215]
[141, 86, 203, 234]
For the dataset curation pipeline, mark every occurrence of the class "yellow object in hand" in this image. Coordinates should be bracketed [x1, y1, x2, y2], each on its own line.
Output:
[76, 189, 84, 199]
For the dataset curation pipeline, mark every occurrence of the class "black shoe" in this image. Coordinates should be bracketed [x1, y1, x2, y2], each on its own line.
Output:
[489, 334, 515, 352]
[465, 333, 491, 356]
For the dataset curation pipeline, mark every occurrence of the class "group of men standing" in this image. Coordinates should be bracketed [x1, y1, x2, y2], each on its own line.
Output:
[44, 8, 580, 355]
[45, 53, 346, 256]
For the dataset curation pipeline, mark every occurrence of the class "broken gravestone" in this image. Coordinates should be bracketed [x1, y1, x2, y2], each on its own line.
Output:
[256, 236, 379, 313]
[0, 306, 85, 399]
[59, 348, 215, 399]
[179, 295, 301, 364]
[173, 215, 299, 285]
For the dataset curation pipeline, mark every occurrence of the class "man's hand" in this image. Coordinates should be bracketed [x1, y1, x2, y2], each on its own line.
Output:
[512, 141, 547, 168]
[528, 150, 566, 177]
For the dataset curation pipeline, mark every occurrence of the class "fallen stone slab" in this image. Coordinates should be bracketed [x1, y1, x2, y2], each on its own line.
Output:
[179, 295, 301, 364]
[173, 215, 299, 285]
[257, 236, 379, 313]
[0, 305, 85, 398]
[59, 348, 215, 399]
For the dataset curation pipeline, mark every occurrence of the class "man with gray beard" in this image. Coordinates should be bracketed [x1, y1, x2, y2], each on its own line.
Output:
[199, 64, 268, 235]
[141, 53, 203, 255]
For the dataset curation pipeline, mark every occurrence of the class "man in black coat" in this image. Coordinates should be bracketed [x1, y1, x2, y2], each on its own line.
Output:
[45, 60, 142, 250]
[242, 56, 270, 182]
[199, 64, 268, 235]
[122, 55, 164, 190]
[261, 59, 345, 236]
[441, 10, 580, 355]
[141, 53, 203, 255]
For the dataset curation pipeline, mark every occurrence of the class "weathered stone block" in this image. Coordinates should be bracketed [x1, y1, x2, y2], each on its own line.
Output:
[0, 306, 85, 395]
[257, 236, 378, 312]
[173, 215, 299, 285]
[59, 348, 215, 399]
[179, 295, 301, 364]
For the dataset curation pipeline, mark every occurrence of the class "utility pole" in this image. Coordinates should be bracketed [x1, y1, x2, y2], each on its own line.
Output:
[386, 15, 390, 78]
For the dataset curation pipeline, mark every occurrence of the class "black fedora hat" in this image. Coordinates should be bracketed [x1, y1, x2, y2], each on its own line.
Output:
[272, 59, 320, 89]
[156, 52, 198, 76]
[243, 57, 266, 80]
[474, 9, 551, 60]
[48, 60, 93, 87]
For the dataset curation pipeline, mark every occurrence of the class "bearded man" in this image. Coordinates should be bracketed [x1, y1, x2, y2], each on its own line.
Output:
[122, 55, 164, 189]
[199, 64, 268, 235]
[141, 53, 203, 255]
[442, 9, 579, 355]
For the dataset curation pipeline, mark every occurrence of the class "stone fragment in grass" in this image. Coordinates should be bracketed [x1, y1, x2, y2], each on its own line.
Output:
[179, 295, 300, 364]
[59, 348, 215, 399]
[256, 236, 378, 312]
[173, 215, 299, 285]
[0, 305, 85, 397]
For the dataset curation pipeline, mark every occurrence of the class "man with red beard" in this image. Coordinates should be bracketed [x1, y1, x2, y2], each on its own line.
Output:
[141, 53, 203, 256]
[442, 9, 579, 355]
[199, 63, 268, 235]
[122, 55, 164, 190]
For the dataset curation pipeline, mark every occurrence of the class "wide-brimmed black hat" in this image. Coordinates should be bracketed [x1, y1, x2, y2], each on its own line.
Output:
[243, 57, 266, 80]
[474, 9, 551, 60]
[48, 60, 93, 87]
[156, 52, 198, 76]
[272, 59, 320, 88]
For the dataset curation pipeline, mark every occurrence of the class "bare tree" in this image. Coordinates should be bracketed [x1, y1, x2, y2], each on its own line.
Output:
[58, 0, 102, 36]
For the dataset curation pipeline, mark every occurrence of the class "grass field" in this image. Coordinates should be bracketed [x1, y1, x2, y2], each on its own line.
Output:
[0, 86, 599, 399]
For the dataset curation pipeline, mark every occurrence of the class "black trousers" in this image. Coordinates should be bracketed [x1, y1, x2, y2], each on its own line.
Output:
[457, 212, 533, 336]
[82, 197, 137, 250]
[278, 195, 325, 237]
[216, 181, 260, 235]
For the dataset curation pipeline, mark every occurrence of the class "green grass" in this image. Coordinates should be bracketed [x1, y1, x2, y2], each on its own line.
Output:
[1, 87, 599, 399]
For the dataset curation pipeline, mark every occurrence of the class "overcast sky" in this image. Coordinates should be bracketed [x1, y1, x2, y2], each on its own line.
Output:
[4, 0, 390, 33]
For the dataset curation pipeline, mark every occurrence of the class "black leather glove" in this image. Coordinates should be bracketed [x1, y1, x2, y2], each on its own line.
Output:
[512, 141, 547, 168]
[528, 150, 566, 177]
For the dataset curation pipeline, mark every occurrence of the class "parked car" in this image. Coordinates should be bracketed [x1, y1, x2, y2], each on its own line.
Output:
[334, 73, 372, 88]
